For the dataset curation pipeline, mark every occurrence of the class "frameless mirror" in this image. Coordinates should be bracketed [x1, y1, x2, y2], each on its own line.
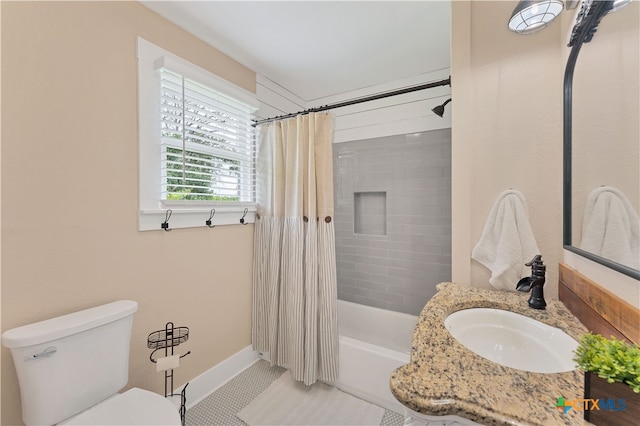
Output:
[563, 0, 640, 280]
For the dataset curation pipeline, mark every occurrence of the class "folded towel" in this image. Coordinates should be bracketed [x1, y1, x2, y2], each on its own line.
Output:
[579, 186, 639, 270]
[472, 190, 540, 291]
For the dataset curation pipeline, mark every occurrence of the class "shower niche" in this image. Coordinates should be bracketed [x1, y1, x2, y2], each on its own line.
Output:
[354, 192, 387, 236]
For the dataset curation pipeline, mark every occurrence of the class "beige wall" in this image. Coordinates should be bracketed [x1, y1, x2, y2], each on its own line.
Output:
[1, 2, 255, 425]
[452, 1, 563, 297]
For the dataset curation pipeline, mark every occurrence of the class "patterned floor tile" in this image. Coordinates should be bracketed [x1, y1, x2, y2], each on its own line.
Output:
[186, 360, 403, 426]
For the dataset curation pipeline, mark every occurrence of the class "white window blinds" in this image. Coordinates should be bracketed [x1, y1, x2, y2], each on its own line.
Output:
[159, 68, 255, 202]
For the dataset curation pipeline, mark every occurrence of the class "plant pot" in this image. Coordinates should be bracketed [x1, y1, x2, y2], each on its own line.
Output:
[584, 371, 640, 426]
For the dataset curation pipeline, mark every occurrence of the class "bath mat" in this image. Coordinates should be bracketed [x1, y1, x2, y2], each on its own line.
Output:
[236, 371, 385, 425]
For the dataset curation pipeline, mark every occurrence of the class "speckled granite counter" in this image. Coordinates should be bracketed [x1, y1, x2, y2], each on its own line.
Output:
[390, 282, 588, 426]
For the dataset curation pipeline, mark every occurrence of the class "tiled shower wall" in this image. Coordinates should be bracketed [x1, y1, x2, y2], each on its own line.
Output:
[333, 129, 452, 315]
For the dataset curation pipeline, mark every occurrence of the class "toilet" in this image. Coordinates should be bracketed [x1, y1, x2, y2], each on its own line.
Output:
[2, 300, 182, 426]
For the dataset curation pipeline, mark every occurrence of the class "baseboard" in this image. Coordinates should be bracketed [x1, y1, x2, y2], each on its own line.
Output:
[175, 345, 260, 409]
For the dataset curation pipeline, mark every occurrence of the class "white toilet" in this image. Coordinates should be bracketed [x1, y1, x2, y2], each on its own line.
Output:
[2, 300, 182, 426]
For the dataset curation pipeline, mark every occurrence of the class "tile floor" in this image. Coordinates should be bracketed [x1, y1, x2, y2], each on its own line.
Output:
[186, 360, 404, 426]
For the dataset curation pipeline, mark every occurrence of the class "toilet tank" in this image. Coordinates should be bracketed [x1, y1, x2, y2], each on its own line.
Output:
[2, 300, 138, 426]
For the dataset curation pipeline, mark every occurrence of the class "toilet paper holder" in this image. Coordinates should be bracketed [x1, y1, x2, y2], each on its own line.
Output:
[148, 323, 190, 360]
[148, 322, 191, 426]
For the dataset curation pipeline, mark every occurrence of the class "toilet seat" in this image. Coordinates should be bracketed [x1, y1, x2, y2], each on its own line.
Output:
[60, 387, 182, 425]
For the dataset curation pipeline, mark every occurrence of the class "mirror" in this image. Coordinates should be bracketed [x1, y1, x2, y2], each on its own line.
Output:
[563, 0, 640, 280]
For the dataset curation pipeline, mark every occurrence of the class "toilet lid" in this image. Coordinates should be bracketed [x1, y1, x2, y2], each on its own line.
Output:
[60, 388, 182, 425]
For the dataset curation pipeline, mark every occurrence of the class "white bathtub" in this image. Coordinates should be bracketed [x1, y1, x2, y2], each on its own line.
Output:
[332, 300, 417, 413]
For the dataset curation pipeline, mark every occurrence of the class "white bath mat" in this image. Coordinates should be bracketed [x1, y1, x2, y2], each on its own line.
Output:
[236, 371, 385, 425]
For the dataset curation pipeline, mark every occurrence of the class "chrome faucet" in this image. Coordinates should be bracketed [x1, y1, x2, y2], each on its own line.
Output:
[516, 255, 547, 310]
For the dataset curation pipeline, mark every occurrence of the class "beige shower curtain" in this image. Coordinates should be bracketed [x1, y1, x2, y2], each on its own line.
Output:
[252, 112, 338, 385]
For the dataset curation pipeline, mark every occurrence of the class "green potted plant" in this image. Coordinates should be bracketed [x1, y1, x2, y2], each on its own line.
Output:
[573, 333, 640, 426]
[574, 332, 640, 392]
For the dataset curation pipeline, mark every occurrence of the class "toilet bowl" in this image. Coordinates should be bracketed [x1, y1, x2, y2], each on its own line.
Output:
[2, 300, 181, 426]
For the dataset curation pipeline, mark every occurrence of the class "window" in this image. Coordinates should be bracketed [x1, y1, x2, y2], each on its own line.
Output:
[159, 69, 254, 202]
[138, 38, 258, 231]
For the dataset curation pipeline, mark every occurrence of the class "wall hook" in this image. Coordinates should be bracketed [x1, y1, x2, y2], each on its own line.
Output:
[240, 208, 248, 225]
[206, 208, 216, 228]
[161, 209, 172, 231]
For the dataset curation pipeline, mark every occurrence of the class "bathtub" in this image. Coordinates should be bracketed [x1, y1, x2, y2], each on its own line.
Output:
[332, 300, 417, 413]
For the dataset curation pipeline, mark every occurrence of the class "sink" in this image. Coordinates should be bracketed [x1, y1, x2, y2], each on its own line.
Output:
[444, 308, 578, 373]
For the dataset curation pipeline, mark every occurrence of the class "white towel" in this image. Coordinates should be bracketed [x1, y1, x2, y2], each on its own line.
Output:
[472, 190, 540, 291]
[579, 186, 639, 270]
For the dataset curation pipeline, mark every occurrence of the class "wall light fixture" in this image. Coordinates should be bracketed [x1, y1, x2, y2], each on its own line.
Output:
[610, 0, 633, 13]
[508, 0, 565, 34]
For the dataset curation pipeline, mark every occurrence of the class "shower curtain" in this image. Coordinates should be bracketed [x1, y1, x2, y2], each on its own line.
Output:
[252, 112, 339, 385]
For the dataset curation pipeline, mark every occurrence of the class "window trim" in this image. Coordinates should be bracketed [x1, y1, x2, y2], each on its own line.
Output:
[137, 37, 257, 231]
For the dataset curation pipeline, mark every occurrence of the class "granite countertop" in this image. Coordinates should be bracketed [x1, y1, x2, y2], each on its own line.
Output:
[390, 282, 589, 426]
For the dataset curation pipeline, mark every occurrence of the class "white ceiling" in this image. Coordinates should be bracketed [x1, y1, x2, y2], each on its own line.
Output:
[141, 1, 451, 102]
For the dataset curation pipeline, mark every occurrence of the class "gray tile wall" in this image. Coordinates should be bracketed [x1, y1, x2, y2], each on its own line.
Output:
[333, 129, 452, 315]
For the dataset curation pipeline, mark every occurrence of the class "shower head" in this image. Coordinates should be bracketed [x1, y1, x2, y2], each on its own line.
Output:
[432, 98, 452, 117]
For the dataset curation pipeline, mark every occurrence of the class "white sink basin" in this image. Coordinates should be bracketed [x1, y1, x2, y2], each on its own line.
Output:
[444, 308, 578, 373]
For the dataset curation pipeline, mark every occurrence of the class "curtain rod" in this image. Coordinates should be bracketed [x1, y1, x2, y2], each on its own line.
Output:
[252, 76, 451, 127]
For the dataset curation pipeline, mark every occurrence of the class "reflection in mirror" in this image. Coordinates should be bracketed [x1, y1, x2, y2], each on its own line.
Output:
[565, 0, 639, 278]
[578, 187, 638, 270]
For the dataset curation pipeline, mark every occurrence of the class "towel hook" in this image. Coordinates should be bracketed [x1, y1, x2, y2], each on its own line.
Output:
[240, 208, 248, 225]
[206, 208, 216, 228]
[161, 209, 172, 231]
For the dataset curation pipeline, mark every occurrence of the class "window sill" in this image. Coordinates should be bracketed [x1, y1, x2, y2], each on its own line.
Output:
[138, 203, 256, 231]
